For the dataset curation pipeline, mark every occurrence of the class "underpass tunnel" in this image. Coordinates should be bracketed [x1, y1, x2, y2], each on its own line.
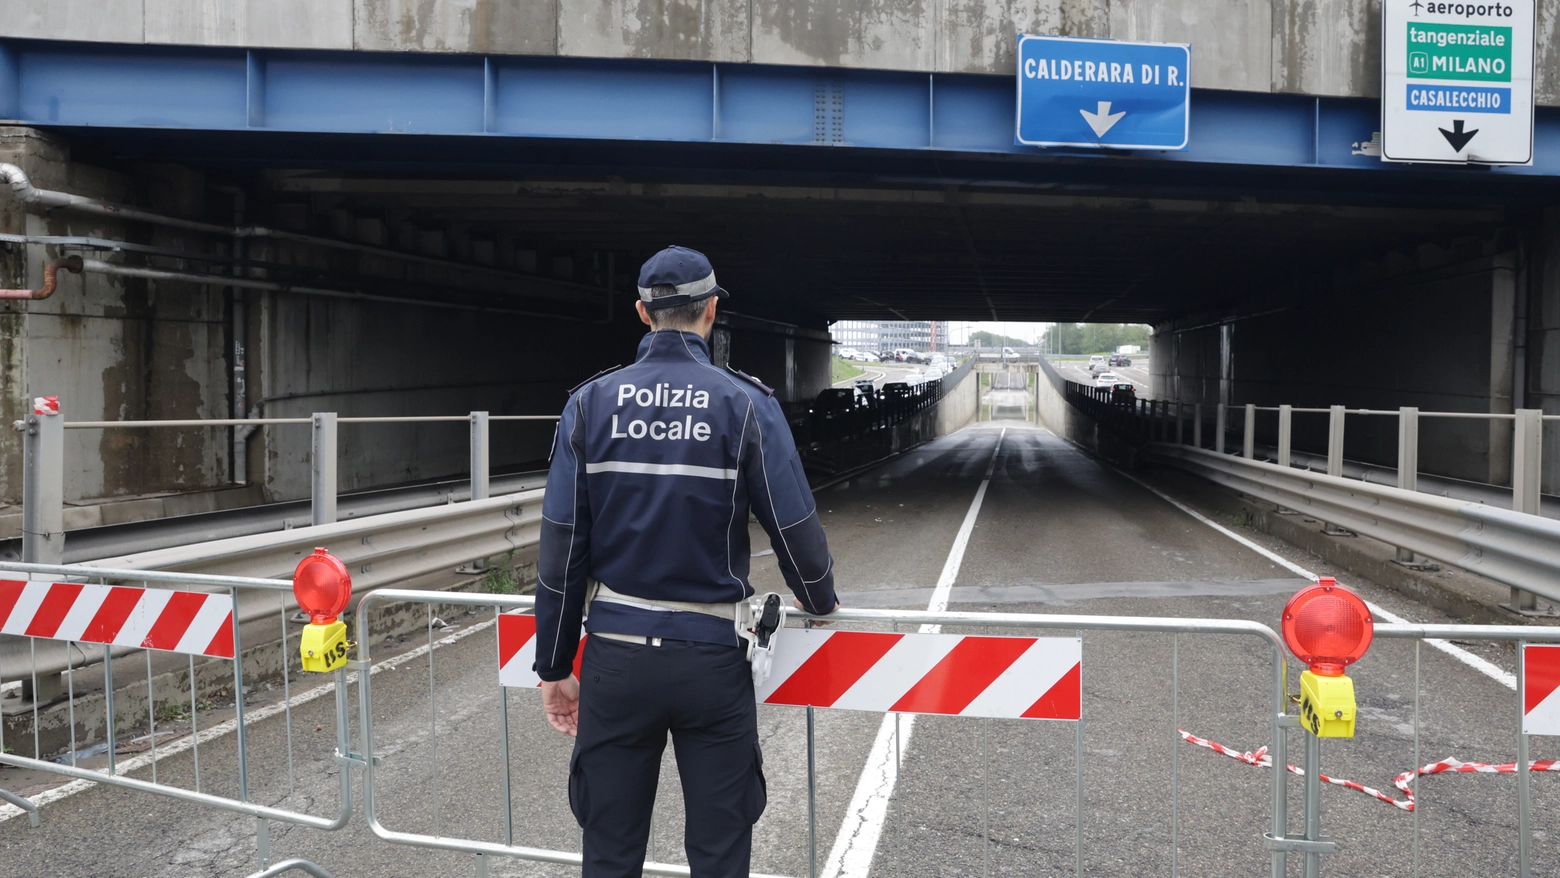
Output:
[1, 121, 1556, 520]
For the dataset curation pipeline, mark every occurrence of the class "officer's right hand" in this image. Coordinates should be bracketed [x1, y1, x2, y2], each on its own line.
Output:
[541, 677, 580, 737]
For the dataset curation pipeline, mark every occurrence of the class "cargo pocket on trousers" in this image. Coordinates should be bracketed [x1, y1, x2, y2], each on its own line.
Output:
[743, 742, 768, 824]
[568, 750, 590, 828]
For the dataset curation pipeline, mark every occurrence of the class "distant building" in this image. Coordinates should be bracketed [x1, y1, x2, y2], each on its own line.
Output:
[831, 320, 940, 352]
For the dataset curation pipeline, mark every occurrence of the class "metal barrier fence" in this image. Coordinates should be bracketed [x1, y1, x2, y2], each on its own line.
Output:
[0, 560, 353, 877]
[1062, 380, 1560, 613]
[352, 589, 1298, 877]
[801, 359, 973, 475]
[6, 570, 1560, 876]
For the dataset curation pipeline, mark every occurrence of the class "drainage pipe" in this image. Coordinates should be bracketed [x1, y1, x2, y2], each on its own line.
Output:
[76, 258, 590, 318]
[0, 255, 83, 300]
[0, 163, 587, 290]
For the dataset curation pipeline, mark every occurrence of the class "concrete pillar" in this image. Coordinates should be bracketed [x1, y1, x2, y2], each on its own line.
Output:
[1216, 403, 1227, 454]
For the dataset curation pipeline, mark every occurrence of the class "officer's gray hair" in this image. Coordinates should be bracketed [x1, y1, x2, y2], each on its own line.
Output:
[646, 293, 713, 330]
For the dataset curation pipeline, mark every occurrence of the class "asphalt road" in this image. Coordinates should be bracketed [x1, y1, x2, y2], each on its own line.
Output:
[1, 422, 1548, 877]
[834, 361, 925, 389]
[1059, 360, 1153, 399]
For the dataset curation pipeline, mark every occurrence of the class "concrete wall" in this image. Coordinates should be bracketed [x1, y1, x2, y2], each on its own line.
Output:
[1153, 238, 1523, 487]
[1526, 209, 1560, 495]
[937, 364, 978, 434]
[0, 127, 833, 511]
[8, 1, 1560, 104]
[0, 128, 233, 510]
[0, 126, 675, 509]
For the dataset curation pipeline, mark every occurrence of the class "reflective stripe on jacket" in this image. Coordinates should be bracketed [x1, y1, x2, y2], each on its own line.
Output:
[533, 330, 837, 681]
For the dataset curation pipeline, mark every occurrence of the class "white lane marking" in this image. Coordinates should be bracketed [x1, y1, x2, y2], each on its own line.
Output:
[0, 612, 498, 824]
[1115, 468, 1517, 690]
[821, 427, 1005, 878]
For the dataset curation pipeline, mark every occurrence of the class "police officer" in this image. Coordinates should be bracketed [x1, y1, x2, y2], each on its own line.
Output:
[534, 245, 839, 878]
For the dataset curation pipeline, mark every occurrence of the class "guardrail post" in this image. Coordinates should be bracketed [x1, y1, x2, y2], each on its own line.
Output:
[1175, 402, 1184, 445]
[1215, 403, 1227, 454]
[1326, 405, 1345, 477]
[1510, 409, 1543, 611]
[20, 396, 66, 702]
[1243, 404, 1256, 459]
[470, 411, 490, 502]
[21, 398, 65, 565]
[1396, 407, 1419, 565]
[1193, 403, 1203, 449]
[311, 412, 338, 526]
[1277, 405, 1292, 467]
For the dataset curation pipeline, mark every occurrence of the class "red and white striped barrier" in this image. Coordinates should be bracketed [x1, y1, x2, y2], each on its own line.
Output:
[32, 395, 58, 416]
[1180, 729, 1560, 812]
[756, 628, 1080, 720]
[497, 614, 1082, 720]
[0, 579, 235, 658]
[498, 614, 583, 687]
[1523, 644, 1560, 735]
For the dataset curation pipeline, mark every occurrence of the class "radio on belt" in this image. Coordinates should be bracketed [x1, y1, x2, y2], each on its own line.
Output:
[1281, 578, 1374, 738]
[293, 548, 354, 673]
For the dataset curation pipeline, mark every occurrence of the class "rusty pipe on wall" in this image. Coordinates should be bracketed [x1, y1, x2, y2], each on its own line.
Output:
[0, 255, 84, 300]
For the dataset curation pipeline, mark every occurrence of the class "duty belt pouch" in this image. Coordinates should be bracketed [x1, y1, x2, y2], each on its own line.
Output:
[739, 593, 786, 688]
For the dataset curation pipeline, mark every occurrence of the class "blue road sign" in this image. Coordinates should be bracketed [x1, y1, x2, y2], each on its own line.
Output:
[1016, 35, 1191, 150]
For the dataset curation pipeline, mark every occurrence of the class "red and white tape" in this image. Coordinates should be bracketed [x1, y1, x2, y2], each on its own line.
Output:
[1180, 729, 1560, 811]
[0, 579, 235, 658]
[32, 396, 58, 416]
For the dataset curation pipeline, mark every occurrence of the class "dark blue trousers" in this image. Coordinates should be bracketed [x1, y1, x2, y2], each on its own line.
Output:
[569, 637, 766, 878]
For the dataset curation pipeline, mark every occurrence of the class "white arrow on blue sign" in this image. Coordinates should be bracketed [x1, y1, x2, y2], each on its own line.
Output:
[1016, 35, 1191, 150]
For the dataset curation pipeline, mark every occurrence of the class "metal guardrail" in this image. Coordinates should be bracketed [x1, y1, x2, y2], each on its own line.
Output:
[2, 490, 542, 683]
[1146, 444, 1560, 607]
[1060, 375, 1560, 612]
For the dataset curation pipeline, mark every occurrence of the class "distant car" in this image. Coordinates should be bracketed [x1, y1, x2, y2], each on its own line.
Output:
[1088, 355, 1105, 371]
[1094, 371, 1119, 388]
[1114, 356, 1132, 368]
[1107, 354, 1123, 366]
[1109, 381, 1136, 405]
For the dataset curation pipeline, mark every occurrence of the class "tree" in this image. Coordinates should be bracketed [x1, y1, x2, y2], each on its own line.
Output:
[1040, 323, 1150, 355]
[969, 330, 1029, 348]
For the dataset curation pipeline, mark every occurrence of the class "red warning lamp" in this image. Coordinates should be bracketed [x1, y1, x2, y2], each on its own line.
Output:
[1282, 577, 1374, 676]
[293, 548, 352, 625]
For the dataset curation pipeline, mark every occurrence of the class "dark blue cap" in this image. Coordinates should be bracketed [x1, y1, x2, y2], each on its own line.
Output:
[636, 245, 729, 310]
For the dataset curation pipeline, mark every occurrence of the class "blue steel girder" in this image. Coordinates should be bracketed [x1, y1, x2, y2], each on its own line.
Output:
[1, 38, 1558, 178]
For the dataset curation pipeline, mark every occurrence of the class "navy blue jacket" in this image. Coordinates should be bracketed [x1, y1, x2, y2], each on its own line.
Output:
[533, 330, 837, 681]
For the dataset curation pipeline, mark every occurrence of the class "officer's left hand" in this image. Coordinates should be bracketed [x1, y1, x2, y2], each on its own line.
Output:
[795, 598, 841, 625]
[541, 677, 581, 737]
